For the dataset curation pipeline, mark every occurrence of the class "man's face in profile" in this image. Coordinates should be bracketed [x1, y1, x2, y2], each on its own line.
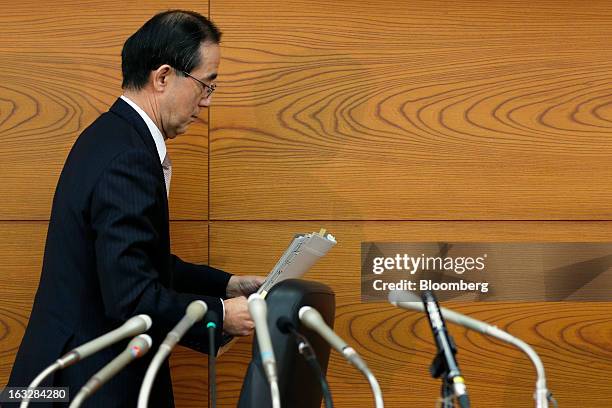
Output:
[163, 42, 220, 139]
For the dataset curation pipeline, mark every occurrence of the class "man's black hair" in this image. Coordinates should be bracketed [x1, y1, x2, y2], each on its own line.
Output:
[121, 10, 222, 90]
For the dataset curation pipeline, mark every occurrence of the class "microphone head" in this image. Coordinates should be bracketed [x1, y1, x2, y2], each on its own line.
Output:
[128, 334, 152, 358]
[299, 306, 349, 354]
[389, 291, 425, 313]
[388, 290, 421, 305]
[186, 300, 208, 322]
[298, 306, 324, 330]
[276, 316, 295, 334]
[298, 305, 310, 319]
[136, 314, 153, 330]
[122, 314, 153, 337]
[248, 293, 267, 317]
[248, 293, 264, 303]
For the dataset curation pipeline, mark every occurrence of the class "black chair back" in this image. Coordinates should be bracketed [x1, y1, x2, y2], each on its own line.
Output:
[238, 279, 336, 408]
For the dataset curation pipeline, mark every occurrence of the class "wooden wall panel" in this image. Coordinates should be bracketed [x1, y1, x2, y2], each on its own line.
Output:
[210, 0, 612, 220]
[0, 1, 210, 221]
[208, 221, 612, 407]
[3, 2, 612, 408]
[0, 221, 212, 405]
[0, 223, 45, 381]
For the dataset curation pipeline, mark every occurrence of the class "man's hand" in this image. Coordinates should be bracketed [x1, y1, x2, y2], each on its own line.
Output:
[222, 276, 265, 336]
[226, 275, 265, 298]
[222, 296, 255, 336]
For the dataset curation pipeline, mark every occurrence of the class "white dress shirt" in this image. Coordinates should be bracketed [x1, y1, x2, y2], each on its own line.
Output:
[120, 95, 166, 165]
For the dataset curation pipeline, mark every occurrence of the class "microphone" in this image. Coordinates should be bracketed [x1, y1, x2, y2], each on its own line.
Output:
[420, 291, 469, 408]
[138, 300, 207, 408]
[277, 316, 333, 408]
[248, 293, 280, 408]
[20, 314, 152, 408]
[299, 306, 384, 408]
[389, 290, 550, 408]
[69, 334, 152, 408]
[205, 310, 220, 408]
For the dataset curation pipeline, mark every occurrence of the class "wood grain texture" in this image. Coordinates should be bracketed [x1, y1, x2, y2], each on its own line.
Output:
[0, 223, 45, 381]
[208, 221, 612, 407]
[0, 1, 210, 220]
[210, 0, 612, 220]
[0, 221, 212, 401]
[4, 1, 612, 408]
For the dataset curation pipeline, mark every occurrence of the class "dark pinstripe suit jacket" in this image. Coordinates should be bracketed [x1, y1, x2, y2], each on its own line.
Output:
[7, 98, 231, 407]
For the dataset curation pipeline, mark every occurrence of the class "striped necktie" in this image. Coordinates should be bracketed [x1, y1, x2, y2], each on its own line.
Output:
[162, 153, 172, 198]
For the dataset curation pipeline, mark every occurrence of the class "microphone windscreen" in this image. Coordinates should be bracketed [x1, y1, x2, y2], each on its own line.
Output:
[299, 306, 348, 353]
[186, 300, 208, 322]
[298, 306, 318, 327]
[388, 290, 421, 304]
[248, 293, 264, 304]
[128, 334, 153, 357]
[248, 294, 267, 319]
[134, 314, 153, 331]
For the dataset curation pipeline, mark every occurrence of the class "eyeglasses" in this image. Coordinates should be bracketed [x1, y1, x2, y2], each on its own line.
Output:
[181, 70, 216, 98]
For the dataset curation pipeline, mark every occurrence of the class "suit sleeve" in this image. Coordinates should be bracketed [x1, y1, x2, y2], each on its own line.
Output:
[91, 149, 223, 354]
[171, 255, 232, 298]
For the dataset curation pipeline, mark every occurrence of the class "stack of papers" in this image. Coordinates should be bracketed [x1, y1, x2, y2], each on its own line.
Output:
[258, 229, 337, 297]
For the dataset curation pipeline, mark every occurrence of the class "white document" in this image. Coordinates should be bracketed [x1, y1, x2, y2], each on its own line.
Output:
[258, 229, 337, 297]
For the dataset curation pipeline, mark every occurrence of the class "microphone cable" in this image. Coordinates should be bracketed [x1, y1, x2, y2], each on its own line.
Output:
[277, 316, 333, 408]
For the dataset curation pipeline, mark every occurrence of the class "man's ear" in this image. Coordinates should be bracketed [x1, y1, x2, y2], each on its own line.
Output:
[152, 64, 173, 92]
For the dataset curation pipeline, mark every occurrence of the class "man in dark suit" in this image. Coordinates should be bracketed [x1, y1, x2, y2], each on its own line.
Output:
[7, 10, 262, 407]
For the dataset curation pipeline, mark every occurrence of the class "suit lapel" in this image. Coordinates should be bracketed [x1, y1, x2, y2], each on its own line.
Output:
[108, 98, 170, 223]
[109, 98, 159, 157]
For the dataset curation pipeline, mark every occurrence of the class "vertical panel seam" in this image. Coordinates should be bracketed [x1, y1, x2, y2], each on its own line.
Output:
[207, 0, 212, 263]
